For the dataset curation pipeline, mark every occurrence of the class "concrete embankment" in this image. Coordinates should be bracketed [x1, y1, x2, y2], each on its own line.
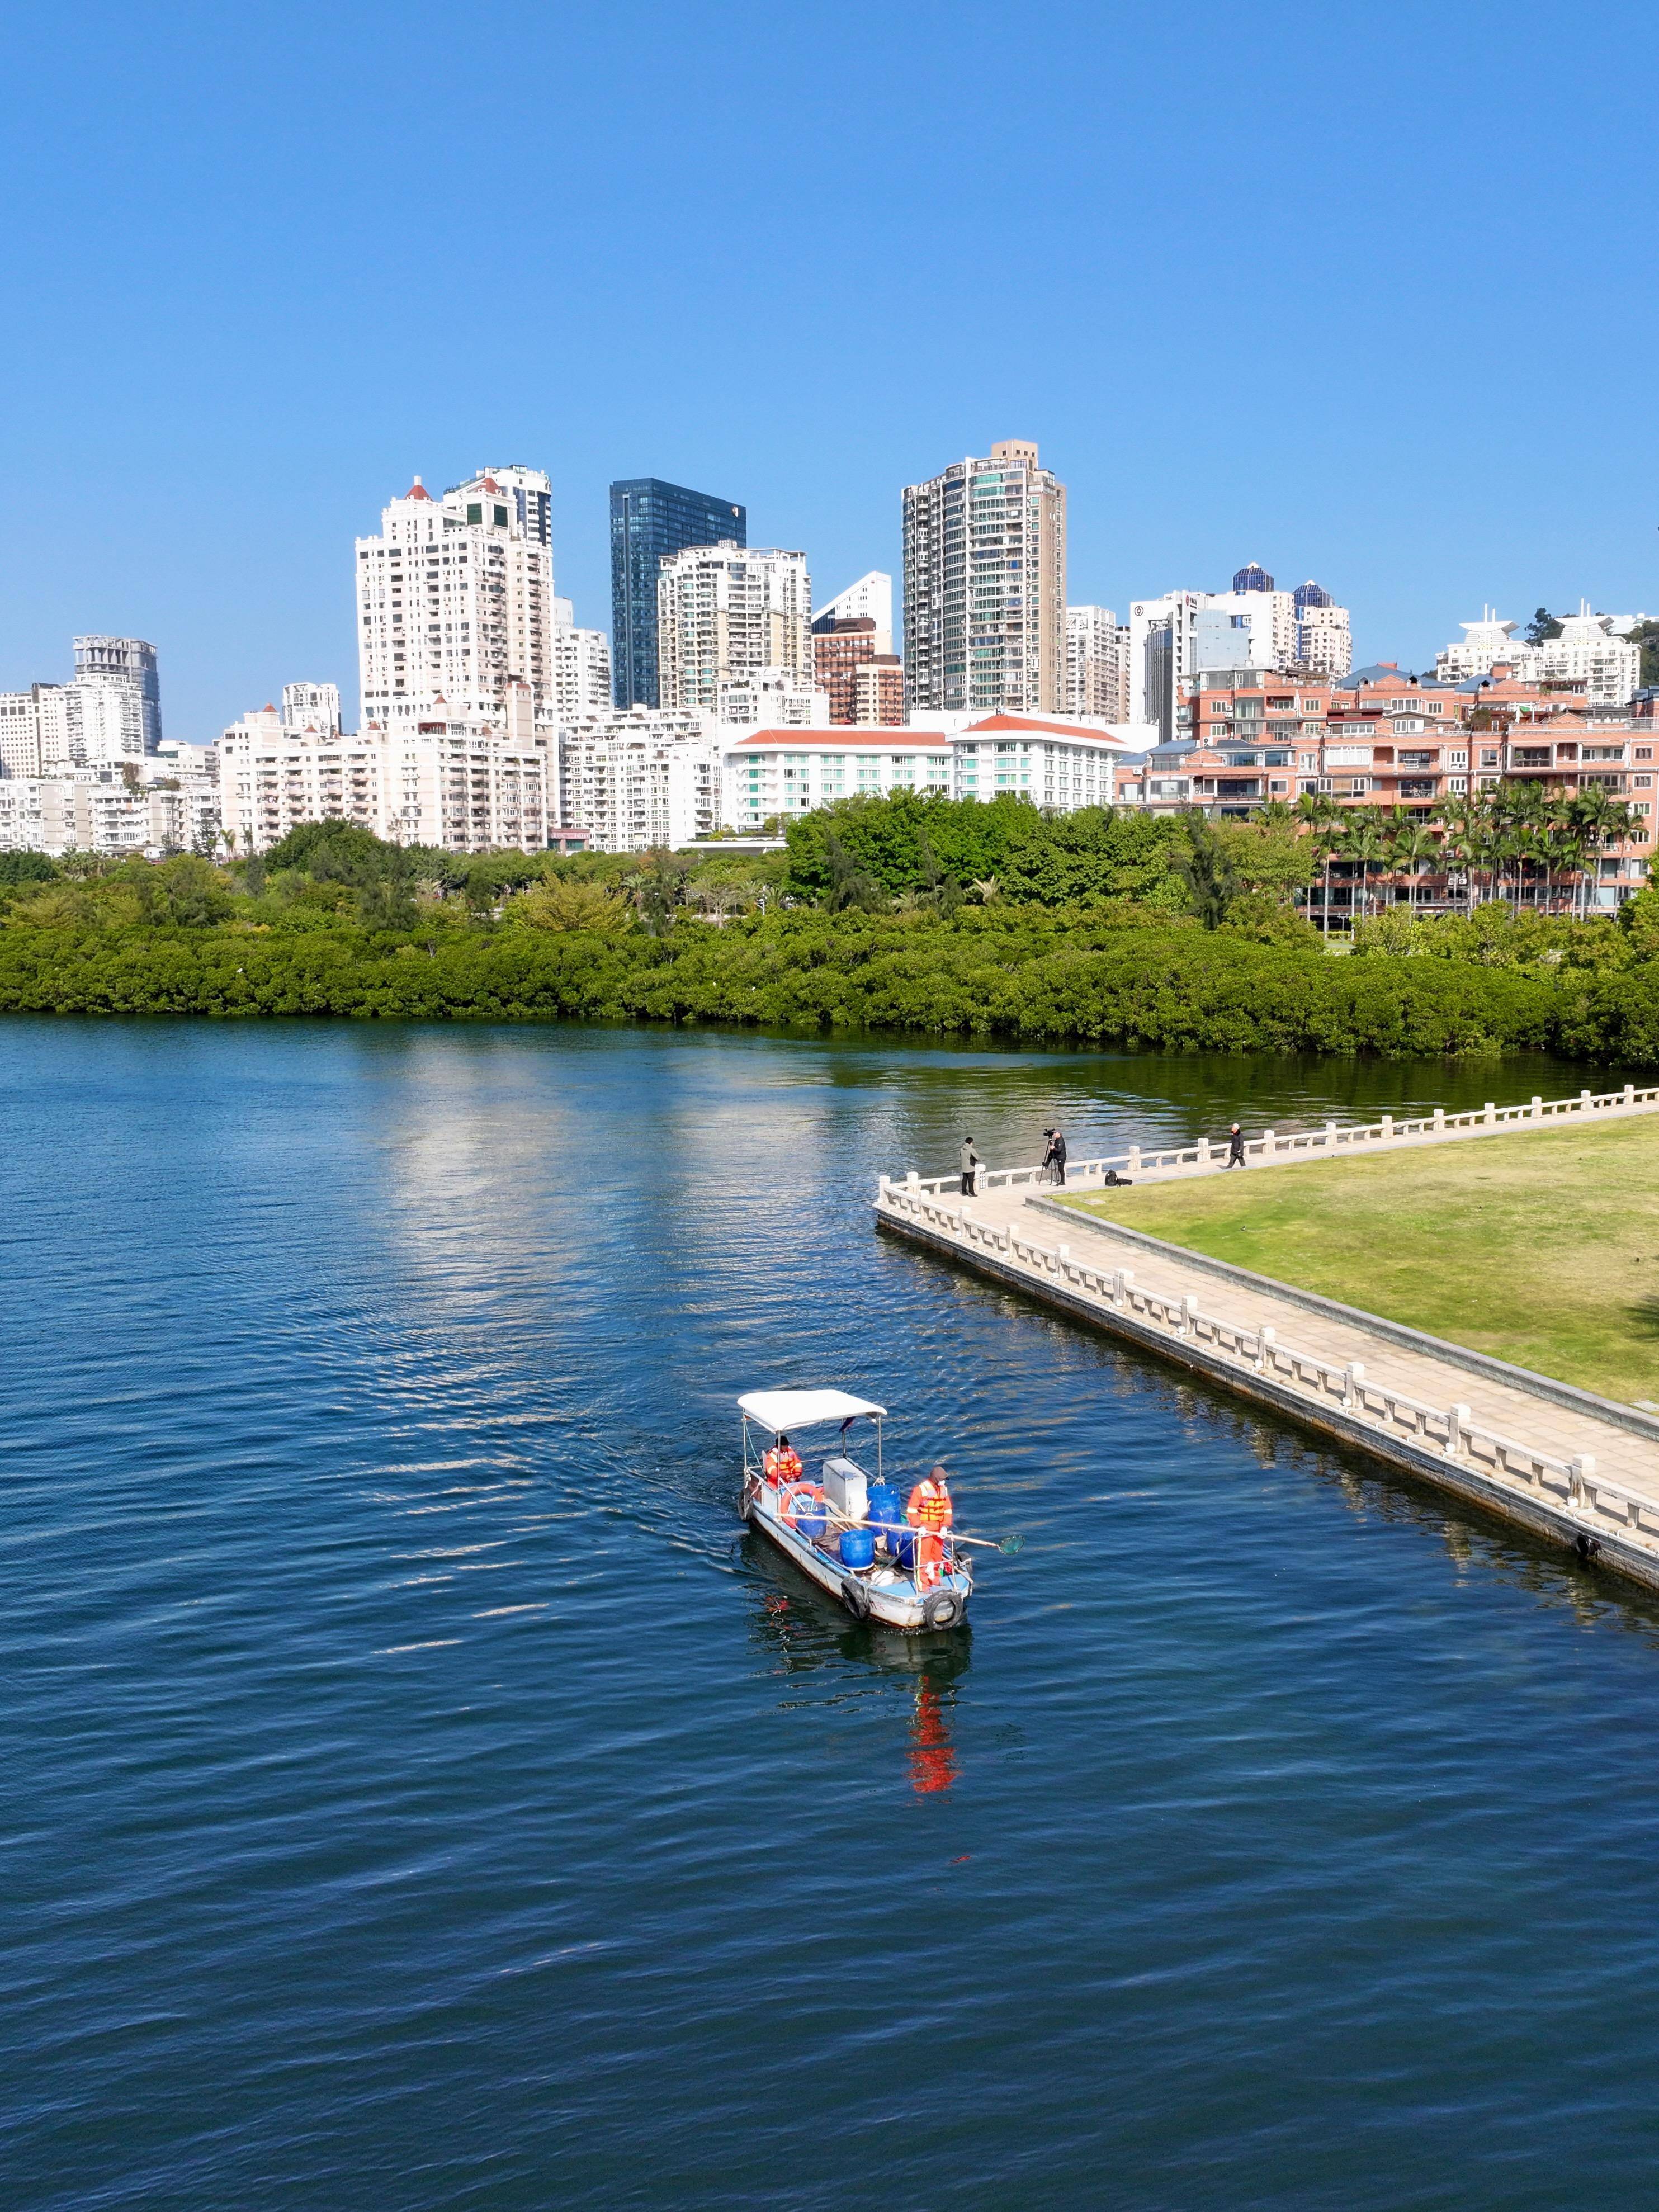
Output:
[875, 1110, 1659, 1591]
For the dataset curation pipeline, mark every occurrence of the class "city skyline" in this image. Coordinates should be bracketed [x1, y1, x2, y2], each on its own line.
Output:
[2, 1, 1655, 738]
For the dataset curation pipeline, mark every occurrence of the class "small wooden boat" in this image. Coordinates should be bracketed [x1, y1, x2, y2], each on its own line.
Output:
[740, 1388, 972, 1632]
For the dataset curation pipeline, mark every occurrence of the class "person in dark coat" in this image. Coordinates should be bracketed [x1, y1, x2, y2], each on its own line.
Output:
[1225, 1122, 1247, 1168]
[1043, 1127, 1068, 1187]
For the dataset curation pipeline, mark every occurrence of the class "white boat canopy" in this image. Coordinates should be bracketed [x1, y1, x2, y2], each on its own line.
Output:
[738, 1389, 887, 1433]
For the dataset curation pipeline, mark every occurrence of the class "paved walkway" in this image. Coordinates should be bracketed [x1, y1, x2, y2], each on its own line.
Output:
[877, 1174, 1659, 1588]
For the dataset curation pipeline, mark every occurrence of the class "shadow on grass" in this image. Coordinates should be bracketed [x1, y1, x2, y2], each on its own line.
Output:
[1627, 1297, 1659, 1340]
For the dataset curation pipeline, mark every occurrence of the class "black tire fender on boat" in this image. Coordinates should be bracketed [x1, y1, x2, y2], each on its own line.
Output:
[922, 1589, 963, 1631]
[840, 1576, 871, 1621]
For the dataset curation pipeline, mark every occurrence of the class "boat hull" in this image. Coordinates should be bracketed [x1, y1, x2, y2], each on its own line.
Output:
[745, 1481, 970, 1631]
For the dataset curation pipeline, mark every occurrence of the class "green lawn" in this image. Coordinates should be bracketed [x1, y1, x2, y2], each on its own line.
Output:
[1058, 1116, 1659, 1405]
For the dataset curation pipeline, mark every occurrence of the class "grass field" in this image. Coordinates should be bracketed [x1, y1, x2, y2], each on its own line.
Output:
[1059, 1116, 1659, 1405]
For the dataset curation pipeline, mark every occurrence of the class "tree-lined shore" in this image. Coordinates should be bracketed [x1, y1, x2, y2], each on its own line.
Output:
[4, 795, 1659, 1060]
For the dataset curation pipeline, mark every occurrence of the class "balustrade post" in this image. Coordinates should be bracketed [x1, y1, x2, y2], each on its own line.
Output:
[1263, 1128, 1275, 1156]
[1128, 1144, 1141, 1174]
[1381, 1114, 1393, 1142]
[1446, 1402, 1469, 1460]
[906, 1170, 920, 1193]
[1580, 1090, 1594, 1114]
[1258, 1324, 1275, 1373]
[878, 1176, 890, 1201]
[1344, 1360, 1365, 1409]
[1117, 1267, 1134, 1303]
[1625, 1083, 1637, 1107]
[1197, 1137, 1211, 1167]
[1325, 1120, 1338, 1150]
[1532, 1095, 1543, 1119]
[1181, 1294, 1197, 1335]
[1483, 1102, 1496, 1126]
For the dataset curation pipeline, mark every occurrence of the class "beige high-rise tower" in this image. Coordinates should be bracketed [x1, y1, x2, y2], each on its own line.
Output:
[655, 542, 814, 714]
[902, 438, 1067, 716]
[356, 466, 555, 729]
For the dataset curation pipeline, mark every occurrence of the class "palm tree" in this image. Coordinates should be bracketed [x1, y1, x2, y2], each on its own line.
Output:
[1544, 819, 1585, 917]
[1437, 790, 1485, 913]
[1390, 824, 1439, 915]
[1492, 824, 1529, 910]
[1568, 787, 1636, 919]
[1297, 790, 1345, 935]
[1341, 810, 1387, 925]
[1254, 798, 1296, 830]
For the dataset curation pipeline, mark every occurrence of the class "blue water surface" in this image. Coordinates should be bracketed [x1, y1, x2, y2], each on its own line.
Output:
[4, 1017, 1659, 2211]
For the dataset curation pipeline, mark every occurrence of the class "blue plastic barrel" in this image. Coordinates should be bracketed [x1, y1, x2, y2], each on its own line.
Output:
[839, 1527, 875, 1571]
[892, 1529, 916, 1571]
[866, 1484, 901, 1543]
[796, 1497, 827, 1538]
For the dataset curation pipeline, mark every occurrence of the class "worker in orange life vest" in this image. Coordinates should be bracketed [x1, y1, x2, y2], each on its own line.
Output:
[906, 1465, 954, 1590]
[763, 1433, 803, 1488]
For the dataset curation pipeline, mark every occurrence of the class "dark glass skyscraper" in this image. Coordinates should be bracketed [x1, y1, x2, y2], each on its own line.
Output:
[1231, 562, 1274, 594]
[609, 479, 746, 707]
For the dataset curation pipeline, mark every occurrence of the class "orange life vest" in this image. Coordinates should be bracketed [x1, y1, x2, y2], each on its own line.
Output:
[907, 1477, 953, 1533]
[764, 1444, 802, 1487]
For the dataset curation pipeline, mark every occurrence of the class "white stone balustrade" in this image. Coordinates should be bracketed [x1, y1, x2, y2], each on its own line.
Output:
[874, 1168, 1659, 1580]
[898, 1081, 1659, 1205]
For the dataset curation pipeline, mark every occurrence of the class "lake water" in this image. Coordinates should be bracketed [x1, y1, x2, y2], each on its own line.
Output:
[7, 1017, 1659, 2210]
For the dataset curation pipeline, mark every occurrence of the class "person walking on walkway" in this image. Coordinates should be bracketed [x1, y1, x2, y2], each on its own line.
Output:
[1042, 1127, 1068, 1187]
[1225, 1123, 1247, 1169]
[959, 1136, 982, 1197]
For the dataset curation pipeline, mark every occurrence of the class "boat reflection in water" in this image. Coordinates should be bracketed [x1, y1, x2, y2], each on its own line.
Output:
[908, 1672, 957, 1795]
[744, 1530, 970, 1794]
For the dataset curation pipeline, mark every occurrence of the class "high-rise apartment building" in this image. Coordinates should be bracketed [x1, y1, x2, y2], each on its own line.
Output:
[0, 635, 163, 774]
[1231, 562, 1274, 594]
[74, 636, 162, 750]
[716, 668, 829, 726]
[550, 599, 613, 725]
[1066, 606, 1131, 721]
[217, 697, 553, 854]
[852, 660, 906, 725]
[0, 686, 55, 776]
[1434, 603, 1638, 706]
[557, 707, 722, 851]
[815, 572, 893, 654]
[609, 478, 746, 708]
[1292, 582, 1353, 676]
[356, 467, 555, 727]
[902, 439, 1067, 716]
[812, 616, 904, 724]
[655, 543, 814, 715]
[1128, 577, 1350, 733]
[282, 681, 341, 734]
[1218, 570, 1300, 667]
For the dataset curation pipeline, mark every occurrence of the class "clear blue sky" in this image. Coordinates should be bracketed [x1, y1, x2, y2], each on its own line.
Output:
[2, 0, 1653, 738]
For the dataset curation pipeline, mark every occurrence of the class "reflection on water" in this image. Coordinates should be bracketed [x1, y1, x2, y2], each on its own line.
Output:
[8, 1016, 1659, 2211]
[908, 1672, 960, 1795]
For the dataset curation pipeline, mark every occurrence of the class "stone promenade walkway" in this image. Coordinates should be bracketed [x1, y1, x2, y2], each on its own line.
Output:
[877, 1171, 1659, 1592]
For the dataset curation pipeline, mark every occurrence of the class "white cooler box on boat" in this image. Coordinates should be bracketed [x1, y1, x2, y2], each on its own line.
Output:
[819, 1457, 868, 1525]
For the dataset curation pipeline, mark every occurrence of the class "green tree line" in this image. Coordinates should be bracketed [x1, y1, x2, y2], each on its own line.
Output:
[4, 802, 1659, 1060]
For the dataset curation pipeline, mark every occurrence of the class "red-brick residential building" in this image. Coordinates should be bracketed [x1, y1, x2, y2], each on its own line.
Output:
[811, 616, 904, 725]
